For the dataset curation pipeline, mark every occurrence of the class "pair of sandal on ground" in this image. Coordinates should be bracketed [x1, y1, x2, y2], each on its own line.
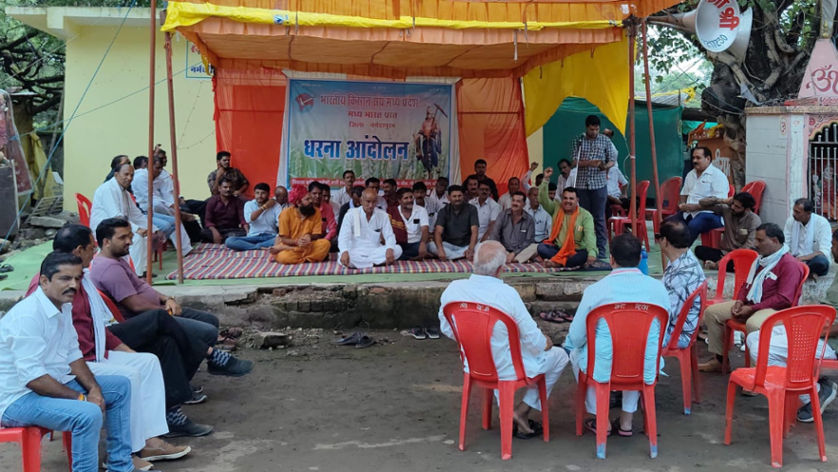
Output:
[538, 310, 574, 323]
[334, 331, 375, 348]
[583, 417, 634, 437]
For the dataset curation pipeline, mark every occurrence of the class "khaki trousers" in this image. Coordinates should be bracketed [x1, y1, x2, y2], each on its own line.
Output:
[704, 301, 776, 355]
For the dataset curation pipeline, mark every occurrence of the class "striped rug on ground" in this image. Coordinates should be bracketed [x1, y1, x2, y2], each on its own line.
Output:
[167, 244, 572, 280]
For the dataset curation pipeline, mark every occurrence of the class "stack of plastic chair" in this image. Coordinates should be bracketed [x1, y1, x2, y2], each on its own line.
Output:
[661, 280, 708, 415]
[574, 302, 669, 459]
[442, 301, 549, 460]
[723, 262, 808, 374]
[724, 305, 836, 468]
[608, 180, 650, 251]
[646, 176, 682, 236]
[0, 426, 71, 471]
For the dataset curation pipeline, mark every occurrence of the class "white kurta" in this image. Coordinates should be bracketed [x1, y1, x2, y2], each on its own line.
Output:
[91, 178, 157, 275]
[337, 207, 402, 268]
[131, 170, 193, 257]
[783, 213, 833, 263]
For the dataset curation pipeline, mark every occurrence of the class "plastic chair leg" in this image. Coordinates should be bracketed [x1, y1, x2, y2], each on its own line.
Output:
[595, 384, 610, 459]
[691, 346, 702, 404]
[643, 386, 659, 458]
[722, 325, 733, 375]
[22, 427, 43, 472]
[575, 375, 587, 437]
[61, 432, 72, 472]
[783, 393, 795, 437]
[810, 386, 828, 462]
[458, 374, 472, 451]
[497, 383, 516, 461]
[767, 393, 785, 468]
[724, 380, 737, 445]
[537, 378, 549, 442]
[678, 352, 692, 415]
[481, 387, 492, 430]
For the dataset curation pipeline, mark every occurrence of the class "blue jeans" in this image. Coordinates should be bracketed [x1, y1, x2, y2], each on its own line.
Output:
[152, 213, 176, 235]
[576, 186, 608, 259]
[398, 242, 421, 260]
[225, 232, 276, 251]
[176, 307, 220, 350]
[667, 212, 723, 242]
[1, 376, 132, 472]
[536, 243, 589, 268]
[805, 253, 830, 276]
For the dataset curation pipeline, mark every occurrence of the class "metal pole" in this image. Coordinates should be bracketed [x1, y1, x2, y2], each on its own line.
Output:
[164, 25, 185, 283]
[146, 0, 157, 284]
[642, 19, 663, 267]
[627, 20, 638, 237]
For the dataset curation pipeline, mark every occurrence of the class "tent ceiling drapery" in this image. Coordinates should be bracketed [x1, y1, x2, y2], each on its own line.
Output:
[162, 0, 679, 78]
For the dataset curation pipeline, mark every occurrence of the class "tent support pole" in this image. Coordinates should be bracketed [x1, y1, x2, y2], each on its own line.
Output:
[642, 19, 664, 269]
[164, 26, 185, 284]
[627, 19, 638, 242]
[146, 0, 157, 284]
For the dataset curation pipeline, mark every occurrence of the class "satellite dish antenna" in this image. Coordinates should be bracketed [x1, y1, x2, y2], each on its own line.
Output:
[648, 0, 752, 59]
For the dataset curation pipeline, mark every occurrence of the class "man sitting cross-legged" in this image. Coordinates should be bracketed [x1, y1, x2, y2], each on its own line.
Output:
[489, 191, 535, 263]
[225, 182, 282, 251]
[271, 185, 331, 264]
[338, 189, 402, 269]
[537, 170, 597, 269]
[438, 240, 569, 437]
[387, 188, 430, 260]
[0, 252, 135, 472]
[699, 223, 806, 373]
[202, 177, 248, 244]
[564, 234, 670, 436]
[27, 224, 192, 467]
[427, 185, 478, 261]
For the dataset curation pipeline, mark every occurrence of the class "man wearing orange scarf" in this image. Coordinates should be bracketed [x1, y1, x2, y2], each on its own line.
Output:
[536, 167, 597, 268]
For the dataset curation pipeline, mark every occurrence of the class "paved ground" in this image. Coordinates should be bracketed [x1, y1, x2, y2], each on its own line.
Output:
[1, 322, 837, 472]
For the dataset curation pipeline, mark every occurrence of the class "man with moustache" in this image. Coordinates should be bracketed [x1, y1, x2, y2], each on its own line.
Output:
[332, 170, 356, 207]
[202, 177, 248, 244]
[538, 168, 597, 269]
[489, 191, 535, 263]
[272, 185, 331, 264]
[667, 146, 730, 242]
[338, 189, 402, 268]
[387, 188, 430, 260]
[694, 192, 761, 268]
[225, 183, 282, 251]
[428, 185, 479, 261]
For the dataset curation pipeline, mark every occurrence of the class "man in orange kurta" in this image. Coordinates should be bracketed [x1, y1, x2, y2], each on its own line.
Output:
[271, 188, 330, 264]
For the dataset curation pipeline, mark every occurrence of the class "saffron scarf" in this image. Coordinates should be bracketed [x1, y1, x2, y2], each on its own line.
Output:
[544, 208, 579, 266]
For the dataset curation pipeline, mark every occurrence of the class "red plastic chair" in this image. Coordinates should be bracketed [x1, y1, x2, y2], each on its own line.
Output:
[608, 180, 650, 251]
[662, 280, 708, 415]
[75, 193, 92, 228]
[708, 249, 758, 306]
[442, 301, 549, 461]
[728, 184, 735, 198]
[724, 305, 837, 468]
[646, 176, 682, 235]
[98, 289, 127, 323]
[0, 426, 72, 471]
[574, 302, 669, 459]
[741, 180, 766, 215]
[723, 262, 809, 374]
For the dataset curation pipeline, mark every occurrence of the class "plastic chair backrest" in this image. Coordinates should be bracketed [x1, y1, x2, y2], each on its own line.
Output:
[715, 249, 758, 300]
[728, 184, 735, 198]
[661, 176, 682, 211]
[442, 301, 527, 383]
[664, 280, 708, 351]
[753, 305, 836, 390]
[636, 180, 650, 217]
[97, 289, 126, 323]
[75, 193, 92, 228]
[793, 262, 809, 305]
[584, 302, 669, 388]
[741, 180, 766, 214]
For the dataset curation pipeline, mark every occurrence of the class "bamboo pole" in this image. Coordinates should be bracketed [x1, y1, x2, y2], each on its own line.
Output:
[642, 19, 664, 269]
[627, 19, 638, 236]
[164, 23, 185, 284]
[146, 0, 157, 284]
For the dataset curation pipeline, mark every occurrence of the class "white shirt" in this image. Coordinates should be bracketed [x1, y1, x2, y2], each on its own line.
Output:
[398, 205, 429, 244]
[498, 193, 513, 211]
[525, 204, 553, 242]
[419, 197, 444, 228]
[333, 187, 353, 207]
[0, 288, 84, 419]
[92, 178, 157, 233]
[606, 166, 628, 198]
[131, 169, 174, 215]
[557, 169, 577, 191]
[438, 274, 548, 380]
[469, 197, 501, 240]
[784, 213, 833, 261]
[244, 199, 281, 236]
[681, 164, 729, 217]
[428, 190, 449, 208]
[329, 199, 341, 216]
[338, 207, 398, 253]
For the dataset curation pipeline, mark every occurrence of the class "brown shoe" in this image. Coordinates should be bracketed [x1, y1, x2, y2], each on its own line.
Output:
[132, 455, 154, 471]
[698, 358, 722, 373]
[139, 441, 191, 461]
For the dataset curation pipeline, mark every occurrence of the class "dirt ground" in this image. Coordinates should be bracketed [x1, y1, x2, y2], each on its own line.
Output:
[2, 322, 837, 472]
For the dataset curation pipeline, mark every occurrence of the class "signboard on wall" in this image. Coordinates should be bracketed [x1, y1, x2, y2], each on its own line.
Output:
[185, 41, 213, 79]
[283, 79, 453, 187]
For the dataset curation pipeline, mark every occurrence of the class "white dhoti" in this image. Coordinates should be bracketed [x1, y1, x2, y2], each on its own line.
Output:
[129, 233, 150, 276]
[87, 351, 168, 451]
[427, 241, 469, 260]
[342, 245, 403, 269]
[492, 347, 568, 411]
[570, 348, 641, 414]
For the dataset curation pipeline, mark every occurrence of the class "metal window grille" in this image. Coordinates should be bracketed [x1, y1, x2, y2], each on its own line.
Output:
[808, 122, 838, 221]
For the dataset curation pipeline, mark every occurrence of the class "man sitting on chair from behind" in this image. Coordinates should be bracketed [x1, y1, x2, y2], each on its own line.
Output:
[438, 240, 569, 438]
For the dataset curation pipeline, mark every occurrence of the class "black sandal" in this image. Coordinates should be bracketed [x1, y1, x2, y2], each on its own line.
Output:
[584, 418, 612, 437]
[539, 311, 566, 323]
[512, 419, 543, 439]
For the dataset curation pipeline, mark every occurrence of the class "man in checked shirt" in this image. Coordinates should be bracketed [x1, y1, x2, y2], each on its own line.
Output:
[571, 115, 618, 260]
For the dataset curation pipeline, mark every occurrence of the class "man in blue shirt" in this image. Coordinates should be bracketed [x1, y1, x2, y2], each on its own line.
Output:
[225, 182, 282, 251]
[564, 234, 670, 436]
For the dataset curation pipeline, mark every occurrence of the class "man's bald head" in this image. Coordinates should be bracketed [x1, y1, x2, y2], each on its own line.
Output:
[473, 241, 507, 276]
[361, 188, 378, 216]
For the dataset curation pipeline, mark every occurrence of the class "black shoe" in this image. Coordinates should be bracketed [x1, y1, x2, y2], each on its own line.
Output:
[798, 379, 837, 423]
[164, 418, 213, 438]
[208, 356, 253, 377]
[425, 327, 440, 339]
[183, 391, 208, 405]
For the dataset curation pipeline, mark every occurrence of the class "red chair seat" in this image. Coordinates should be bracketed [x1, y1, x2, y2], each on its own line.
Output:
[0, 426, 71, 471]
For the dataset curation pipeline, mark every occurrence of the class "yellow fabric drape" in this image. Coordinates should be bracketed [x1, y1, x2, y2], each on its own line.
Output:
[523, 35, 629, 136]
[22, 133, 58, 200]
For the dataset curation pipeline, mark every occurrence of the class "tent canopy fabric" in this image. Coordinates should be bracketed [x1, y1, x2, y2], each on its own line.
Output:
[163, 0, 679, 78]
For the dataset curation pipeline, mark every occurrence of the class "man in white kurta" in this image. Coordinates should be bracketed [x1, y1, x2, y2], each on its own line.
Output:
[91, 162, 159, 275]
[131, 157, 192, 257]
[439, 241, 568, 436]
[783, 197, 833, 277]
[338, 189, 402, 269]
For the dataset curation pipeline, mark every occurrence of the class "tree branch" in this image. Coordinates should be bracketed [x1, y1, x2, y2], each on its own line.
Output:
[0, 30, 39, 52]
